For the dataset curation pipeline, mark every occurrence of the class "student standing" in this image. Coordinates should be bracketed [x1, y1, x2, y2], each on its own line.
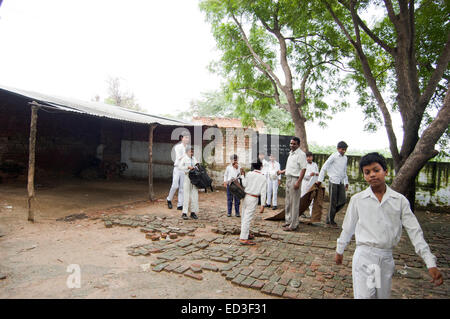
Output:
[179, 146, 199, 220]
[277, 137, 307, 231]
[258, 152, 268, 206]
[266, 153, 281, 210]
[239, 160, 267, 245]
[335, 152, 443, 299]
[316, 141, 349, 227]
[167, 133, 190, 210]
[223, 154, 241, 217]
[301, 151, 319, 217]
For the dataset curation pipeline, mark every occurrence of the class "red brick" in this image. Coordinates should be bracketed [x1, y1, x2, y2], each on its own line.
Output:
[184, 271, 203, 280]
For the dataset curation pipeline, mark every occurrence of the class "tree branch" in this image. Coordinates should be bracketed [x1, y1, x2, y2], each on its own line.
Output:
[419, 32, 450, 110]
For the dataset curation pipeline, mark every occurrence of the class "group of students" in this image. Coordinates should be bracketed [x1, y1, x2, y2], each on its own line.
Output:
[165, 133, 443, 298]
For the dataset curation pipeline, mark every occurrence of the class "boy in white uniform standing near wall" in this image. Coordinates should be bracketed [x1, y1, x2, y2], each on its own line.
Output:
[266, 153, 281, 210]
[167, 133, 190, 211]
[335, 152, 443, 299]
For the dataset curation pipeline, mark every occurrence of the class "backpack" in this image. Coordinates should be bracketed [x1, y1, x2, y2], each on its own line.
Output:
[188, 163, 214, 192]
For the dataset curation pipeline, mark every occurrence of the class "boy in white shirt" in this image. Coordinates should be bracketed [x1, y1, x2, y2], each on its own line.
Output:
[335, 152, 443, 299]
[239, 160, 267, 245]
[258, 152, 268, 206]
[266, 153, 281, 210]
[223, 154, 241, 217]
[179, 146, 199, 220]
[301, 151, 319, 217]
[316, 141, 349, 227]
[167, 133, 190, 210]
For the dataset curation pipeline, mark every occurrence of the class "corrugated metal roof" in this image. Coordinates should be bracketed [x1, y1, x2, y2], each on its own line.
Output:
[0, 84, 197, 127]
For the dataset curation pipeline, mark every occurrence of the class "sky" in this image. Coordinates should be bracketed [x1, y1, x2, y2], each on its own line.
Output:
[0, 0, 403, 151]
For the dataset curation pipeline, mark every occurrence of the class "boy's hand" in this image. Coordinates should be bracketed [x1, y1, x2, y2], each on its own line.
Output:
[223, 182, 227, 188]
[294, 181, 300, 189]
[335, 253, 343, 265]
[428, 267, 443, 286]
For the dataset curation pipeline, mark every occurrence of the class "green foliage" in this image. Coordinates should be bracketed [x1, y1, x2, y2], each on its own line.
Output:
[199, 0, 352, 138]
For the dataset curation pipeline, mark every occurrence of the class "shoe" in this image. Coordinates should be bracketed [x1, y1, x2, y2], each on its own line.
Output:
[283, 226, 296, 232]
[190, 212, 198, 219]
[282, 223, 290, 227]
[182, 213, 188, 220]
[264, 204, 271, 208]
[167, 200, 173, 209]
[235, 214, 240, 217]
[177, 206, 183, 211]
[227, 213, 231, 217]
[330, 221, 338, 228]
[239, 239, 256, 246]
[272, 206, 277, 210]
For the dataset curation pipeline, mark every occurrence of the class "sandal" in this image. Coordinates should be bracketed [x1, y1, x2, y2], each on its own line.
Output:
[283, 226, 296, 232]
[239, 239, 256, 245]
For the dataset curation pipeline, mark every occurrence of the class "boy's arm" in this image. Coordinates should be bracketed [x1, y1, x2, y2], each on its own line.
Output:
[317, 154, 334, 183]
[344, 158, 349, 186]
[336, 196, 358, 256]
[401, 197, 437, 269]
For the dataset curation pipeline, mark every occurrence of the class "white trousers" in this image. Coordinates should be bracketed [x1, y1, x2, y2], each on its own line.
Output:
[352, 245, 395, 299]
[167, 167, 184, 207]
[182, 173, 198, 215]
[239, 195, 258, 240]
[266, 177, 279, 206]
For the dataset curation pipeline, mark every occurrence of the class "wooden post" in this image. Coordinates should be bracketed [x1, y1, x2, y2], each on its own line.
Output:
[148, 124, 157, 201]
[27, 102, 40, 222]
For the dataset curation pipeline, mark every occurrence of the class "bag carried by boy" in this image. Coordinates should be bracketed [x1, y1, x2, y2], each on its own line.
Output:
[188, 163, 214, 192]
[228, 176, 246, 199]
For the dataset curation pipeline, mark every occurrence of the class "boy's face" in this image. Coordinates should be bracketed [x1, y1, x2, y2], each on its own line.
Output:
[232, 160, 238, 168]
[306, 156, 313, 164]
[337, 147, 347, 156]
[362, 162, 387, 188]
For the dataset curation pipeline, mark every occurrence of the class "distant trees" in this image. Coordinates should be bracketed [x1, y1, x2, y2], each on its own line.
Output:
[92, 77, 143, 112]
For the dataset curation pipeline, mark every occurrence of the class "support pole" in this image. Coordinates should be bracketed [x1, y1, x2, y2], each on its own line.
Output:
[27, 102, 40, 222]
[148, 123, 157, 201]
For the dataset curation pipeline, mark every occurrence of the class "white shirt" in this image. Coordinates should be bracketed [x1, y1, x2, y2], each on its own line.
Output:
[173, 143, 188, 168]
[242, 170, 267, 205]
[302, 162, 319, 193]
[224, 164, 241, 182]
[179, 155, 198, 174]
[260, 159, 269, 176]
[336, 186, 437, 268]
[285, 148, 307, 177]
[266, 160, 281, 180]
[318, 151, 348, 185]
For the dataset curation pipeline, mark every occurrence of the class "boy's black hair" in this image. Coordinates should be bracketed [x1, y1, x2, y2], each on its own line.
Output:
[252, 159, 263, 170]
[359, 152, 388, 172]
[230, 154, 238, 161]
[305, 151, 313, 157]
[337, 141, 348, 149]
[291, 137, 301, 145]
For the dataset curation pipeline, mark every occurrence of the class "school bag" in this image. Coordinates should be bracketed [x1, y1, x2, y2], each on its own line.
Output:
[228, 175, 246, 199]
[188, 163, 214, 192]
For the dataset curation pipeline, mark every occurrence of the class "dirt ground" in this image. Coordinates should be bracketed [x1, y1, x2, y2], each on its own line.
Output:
[0, 178, 279, 299]
[0, 177, 448, 299]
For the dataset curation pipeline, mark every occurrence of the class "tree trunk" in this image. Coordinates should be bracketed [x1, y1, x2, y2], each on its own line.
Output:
[27, 103, 39, 222]
[391, 85, 450, 209]
[148, 124, 157, 201]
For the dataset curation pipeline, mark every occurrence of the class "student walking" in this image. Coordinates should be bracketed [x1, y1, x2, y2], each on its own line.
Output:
[335, 152, 443, 299]
[277, 137, 307, 231]
[301, 152, 319, 217]
[239, 160, 267, 245]
[180, 146, 199, 220]
[266, 153, 281, 210]
[223, 154, 241, 217]
[316, 141, 349, 227]
[167, 133, 190, 210]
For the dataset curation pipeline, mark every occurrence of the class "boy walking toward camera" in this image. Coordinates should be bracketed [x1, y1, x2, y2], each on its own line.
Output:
[335, 152, 443, 299]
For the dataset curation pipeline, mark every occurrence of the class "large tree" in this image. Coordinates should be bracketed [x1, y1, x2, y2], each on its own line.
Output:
[317, 0, 449, 208]
[200, 0, 350, 151]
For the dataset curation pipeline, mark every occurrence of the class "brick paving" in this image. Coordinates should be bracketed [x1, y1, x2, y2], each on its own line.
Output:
[103, 202, 450, 299]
